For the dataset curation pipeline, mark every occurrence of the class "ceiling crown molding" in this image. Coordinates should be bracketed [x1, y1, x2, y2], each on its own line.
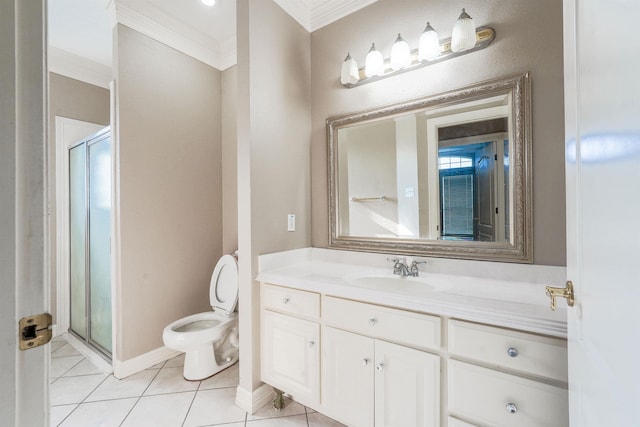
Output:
[273, 0, 380, 33]
[272, 0, 312, 31]
[310, 0, 379, 31]
[48, 47, 112, 89]
[114, 0, 236, 71]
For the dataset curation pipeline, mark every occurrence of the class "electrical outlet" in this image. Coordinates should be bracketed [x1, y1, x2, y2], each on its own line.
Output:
[287, 214, 296, 232]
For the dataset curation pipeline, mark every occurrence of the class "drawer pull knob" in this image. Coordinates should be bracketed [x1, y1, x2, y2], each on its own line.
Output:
[507, 347, 519, 358]
[282, 297, 290, 304]
[368, 318, 377, 326]
[375, 363, 384, 372]
[308, 340, 315, 347]
[363, 358, 369, 367]
[506, 403, 518, 414]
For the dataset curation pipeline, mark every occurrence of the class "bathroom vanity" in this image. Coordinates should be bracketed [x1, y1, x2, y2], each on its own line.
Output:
[257, 248, 568, 427]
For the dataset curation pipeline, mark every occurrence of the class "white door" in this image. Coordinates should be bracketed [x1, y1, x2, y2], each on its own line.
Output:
[564, 1, 640, 426]
[0, 1, 49, 426]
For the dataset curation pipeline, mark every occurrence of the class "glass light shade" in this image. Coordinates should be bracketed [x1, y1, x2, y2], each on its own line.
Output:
[340, 53, 360, 85]
[390, 33, 411, 71]
[365, 43, 385, 77]
[200, 0, 216, 6]
[451, 8, 476, 52]
[418, 22, 440, 61]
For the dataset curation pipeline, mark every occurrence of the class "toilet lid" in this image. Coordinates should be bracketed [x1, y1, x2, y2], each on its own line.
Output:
[209, 254, 239, 314]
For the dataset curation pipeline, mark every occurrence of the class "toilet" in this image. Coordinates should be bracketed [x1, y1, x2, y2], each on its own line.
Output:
[162, 254, 239, 380]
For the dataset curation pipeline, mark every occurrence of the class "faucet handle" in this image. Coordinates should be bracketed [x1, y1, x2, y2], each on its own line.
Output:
[411, 260, 427, 267]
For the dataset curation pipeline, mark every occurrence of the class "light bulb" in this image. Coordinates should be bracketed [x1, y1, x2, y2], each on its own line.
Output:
[340, 52, 360, 85]
[451, 8, 476, 53]
[418, 22, 440, 61]
[390, 33, 411, 71]
[365, 43, 384, 77]
[200, 0, 216, 6]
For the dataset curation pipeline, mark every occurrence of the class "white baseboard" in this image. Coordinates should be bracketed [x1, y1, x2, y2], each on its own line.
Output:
[235, 383, 276, 414]
[113, 346, 181, 379]
[62, 332, 113, 374]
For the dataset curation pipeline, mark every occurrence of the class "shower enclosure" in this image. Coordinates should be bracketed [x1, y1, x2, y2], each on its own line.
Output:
[68, 127, 112, 357]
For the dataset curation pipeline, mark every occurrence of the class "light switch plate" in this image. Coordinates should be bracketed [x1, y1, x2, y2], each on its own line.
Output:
[287, 214, 295, 232]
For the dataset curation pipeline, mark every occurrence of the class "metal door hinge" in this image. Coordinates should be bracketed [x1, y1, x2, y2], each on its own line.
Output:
[19, 313, 52, 350]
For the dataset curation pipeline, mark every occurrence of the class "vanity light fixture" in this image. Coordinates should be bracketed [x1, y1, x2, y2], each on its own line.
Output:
[341, 52, 360, 85]
[364, 43, 385, 78]
[340, 8, 494, 88]
[390, 33, 411, 71]
[418, 22, 440, 61]
[200, 0, 216, 6]
[451, 8, 476, 52]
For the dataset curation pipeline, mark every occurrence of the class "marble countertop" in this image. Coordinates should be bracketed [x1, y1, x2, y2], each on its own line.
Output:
[256, 248, 568, 338]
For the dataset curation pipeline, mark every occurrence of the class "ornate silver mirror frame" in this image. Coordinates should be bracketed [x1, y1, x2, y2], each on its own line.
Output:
[327, 73, 532, 262]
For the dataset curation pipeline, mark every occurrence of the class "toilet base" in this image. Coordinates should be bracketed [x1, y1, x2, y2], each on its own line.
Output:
[183, 344, 239, 381]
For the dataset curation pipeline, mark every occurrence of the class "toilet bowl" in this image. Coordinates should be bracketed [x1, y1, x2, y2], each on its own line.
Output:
[162, 254, 239, 380]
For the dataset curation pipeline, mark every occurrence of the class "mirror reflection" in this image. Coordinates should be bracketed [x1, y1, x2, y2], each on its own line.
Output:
[328, 74, 532, 262]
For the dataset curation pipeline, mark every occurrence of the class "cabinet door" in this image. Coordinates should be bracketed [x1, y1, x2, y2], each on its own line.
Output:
[261, 310, 319, 406]
[322, 327, 374, 427]
[374, 340, 440, 427]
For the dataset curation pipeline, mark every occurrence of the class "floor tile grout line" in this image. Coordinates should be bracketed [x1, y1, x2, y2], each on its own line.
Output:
[50, 354, 85, 380]
[54, 359, 103, 380]
[180, 387, 200, 427]
[118, 362, 167, 426]
[54, 371, 110, 427]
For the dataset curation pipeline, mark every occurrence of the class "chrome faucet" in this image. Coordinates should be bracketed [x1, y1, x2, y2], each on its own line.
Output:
[387, 257, 410, 276]
[387, 257, 427, 277]
[409, 260, 427, 277]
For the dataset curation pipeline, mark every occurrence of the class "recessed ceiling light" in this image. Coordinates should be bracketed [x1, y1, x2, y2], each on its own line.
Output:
[200, 0, 216, 6]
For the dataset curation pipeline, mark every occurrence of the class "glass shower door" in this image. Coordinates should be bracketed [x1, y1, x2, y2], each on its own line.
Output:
[88, 135, 112, 353]
[68, 128, 112, 356]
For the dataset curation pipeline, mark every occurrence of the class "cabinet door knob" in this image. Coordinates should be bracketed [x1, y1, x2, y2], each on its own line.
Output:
[282, 297, 290, 304]
[308, 340, 315, 347]
[506, 403, 518, 414]
[368, 318, 377, 326]
[507, 347, 519, 358]
[363, 358, 369, 367]
[375, 363, 384, 372]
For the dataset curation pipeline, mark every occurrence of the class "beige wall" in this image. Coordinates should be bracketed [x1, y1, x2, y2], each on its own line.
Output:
[236, 0, 311, 399]
[48, 73, 110, 323]
[310, 0, 566, 265]
[222, 66, 238, 254]
[114, 24, 223, 360]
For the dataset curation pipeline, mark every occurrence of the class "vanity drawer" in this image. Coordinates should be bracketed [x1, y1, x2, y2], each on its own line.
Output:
[448, 360, 569, 427]
[323, 296, 440, 351]
[262, 283, 320, 319]
[448, 320, 567, 381]
[448, 417, 477, 427]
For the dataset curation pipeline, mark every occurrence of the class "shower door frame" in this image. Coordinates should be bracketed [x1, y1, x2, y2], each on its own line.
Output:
[66, 126, 113, 359]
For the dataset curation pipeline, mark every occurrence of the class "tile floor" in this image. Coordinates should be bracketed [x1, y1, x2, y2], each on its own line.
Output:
[50, 336, 344, 427]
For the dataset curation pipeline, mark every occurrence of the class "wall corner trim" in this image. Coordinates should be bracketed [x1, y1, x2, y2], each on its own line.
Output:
[235, 383, 276, 414]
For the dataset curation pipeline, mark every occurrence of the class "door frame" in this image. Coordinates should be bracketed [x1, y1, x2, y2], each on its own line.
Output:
[0, 1, 48, 425]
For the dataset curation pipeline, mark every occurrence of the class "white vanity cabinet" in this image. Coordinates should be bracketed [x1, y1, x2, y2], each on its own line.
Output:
[259, 282, 568, 427]
[322, 296, 441, 427]
[260, 284, 321, 407]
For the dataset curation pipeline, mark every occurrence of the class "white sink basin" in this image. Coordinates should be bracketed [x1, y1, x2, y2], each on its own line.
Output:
[345, 273, 451, 295]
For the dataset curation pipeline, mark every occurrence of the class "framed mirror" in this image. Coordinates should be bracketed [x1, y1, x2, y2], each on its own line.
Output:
[327, 73, 532, 262]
